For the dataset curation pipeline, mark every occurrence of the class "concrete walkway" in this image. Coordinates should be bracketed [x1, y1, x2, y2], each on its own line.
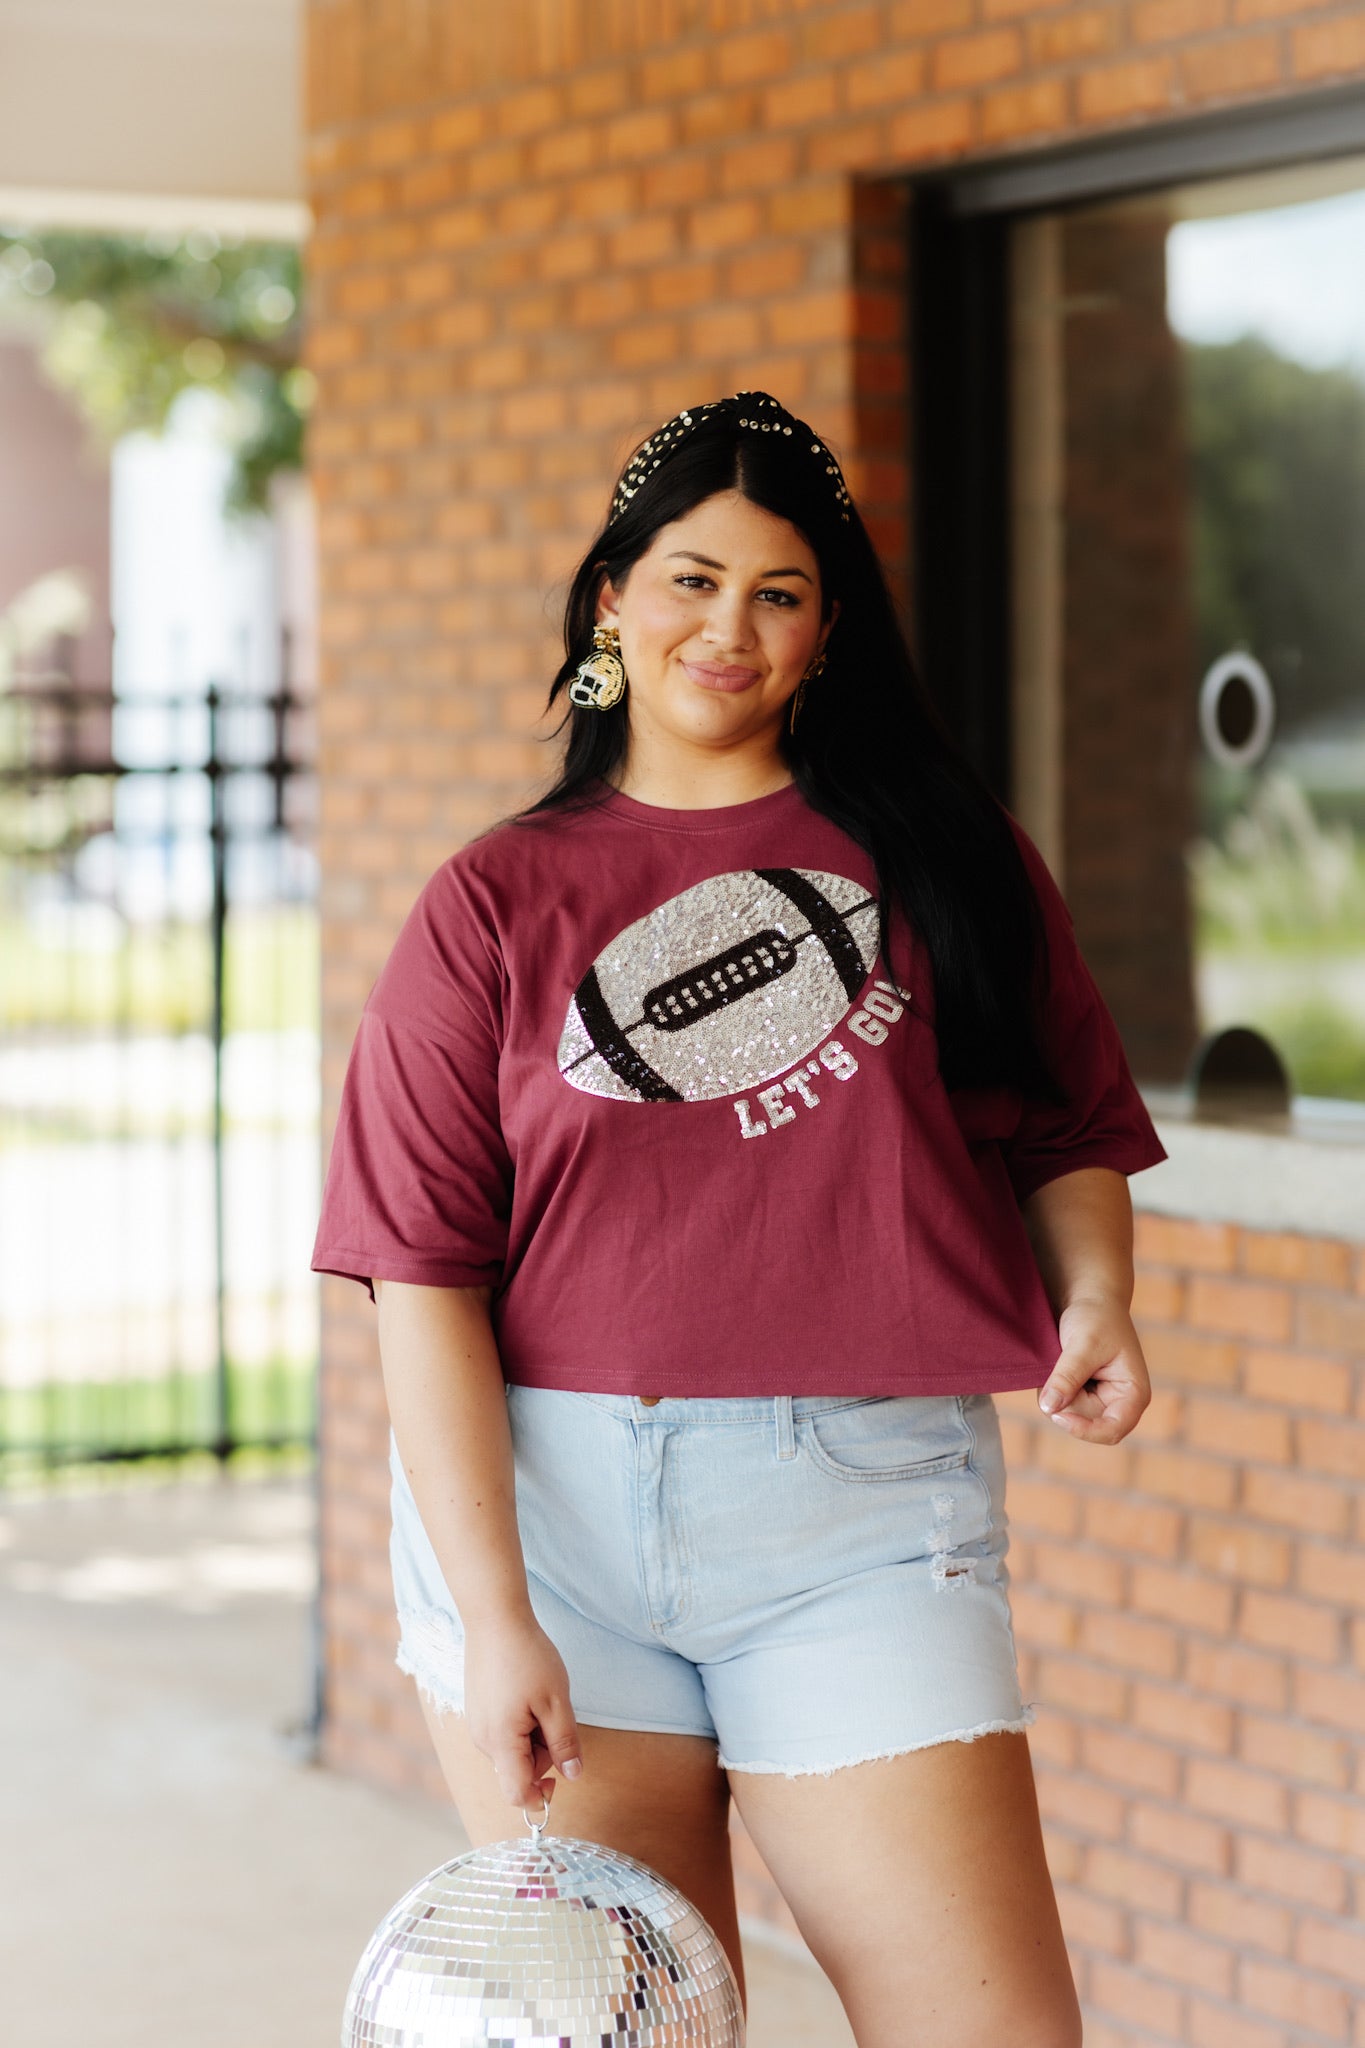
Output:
[0, 1468, 854, 2048]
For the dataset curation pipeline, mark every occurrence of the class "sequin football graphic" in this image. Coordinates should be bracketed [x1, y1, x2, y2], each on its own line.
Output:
[556, 868, 879, 1103]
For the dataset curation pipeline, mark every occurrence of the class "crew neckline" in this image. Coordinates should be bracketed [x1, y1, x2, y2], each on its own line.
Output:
[595, 778, 806, 833]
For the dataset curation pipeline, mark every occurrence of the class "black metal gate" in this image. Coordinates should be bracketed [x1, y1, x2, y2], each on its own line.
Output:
[0, 648, 318, 1477]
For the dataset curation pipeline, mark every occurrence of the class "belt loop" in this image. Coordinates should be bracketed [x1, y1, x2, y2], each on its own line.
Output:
[774, 1395, 796, 1461]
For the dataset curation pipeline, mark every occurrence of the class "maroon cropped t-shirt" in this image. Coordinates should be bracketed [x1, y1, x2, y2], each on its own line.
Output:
[310, 778, 1167, 1396]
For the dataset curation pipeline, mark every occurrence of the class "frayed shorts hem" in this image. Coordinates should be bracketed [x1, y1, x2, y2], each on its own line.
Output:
[716, 1706, 1036, 1777]
[396, 1649, 465, 1720]
[396, 1607, 467, 1718]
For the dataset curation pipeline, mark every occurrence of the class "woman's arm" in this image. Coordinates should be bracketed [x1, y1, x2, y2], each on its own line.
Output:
[375, 1278, 585, 1801]
[1019, 1165, 1152, 1446]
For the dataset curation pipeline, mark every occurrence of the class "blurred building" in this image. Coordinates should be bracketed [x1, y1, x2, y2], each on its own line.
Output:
[0, 327, 110, 685]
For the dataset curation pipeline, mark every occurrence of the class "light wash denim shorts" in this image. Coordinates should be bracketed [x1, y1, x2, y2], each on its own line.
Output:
[388, 1387, 1034, 1777]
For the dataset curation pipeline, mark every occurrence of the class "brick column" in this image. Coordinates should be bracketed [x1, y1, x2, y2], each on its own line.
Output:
[1059, 206, 1200, 1086]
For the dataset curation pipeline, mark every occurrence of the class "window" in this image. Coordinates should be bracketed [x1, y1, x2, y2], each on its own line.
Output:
[911, 100, 1365, 1116]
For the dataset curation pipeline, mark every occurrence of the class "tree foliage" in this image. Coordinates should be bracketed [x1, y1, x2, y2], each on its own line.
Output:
[0, 225, 310, 517]
[1184, 335, 1365, 736]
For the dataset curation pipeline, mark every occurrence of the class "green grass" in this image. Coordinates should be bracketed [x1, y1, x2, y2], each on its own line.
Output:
[0, 902, 319, 1033]
[1190, 771, 1365, 954]
[1255, 999, 1365, 1101]
[0, 1440, 317, 1497]
[0, 1356, 316, 1470]
[1190, 773, 1365, 1101]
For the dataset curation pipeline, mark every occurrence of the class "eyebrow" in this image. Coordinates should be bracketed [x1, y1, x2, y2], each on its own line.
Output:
[664, 550, 813, 584]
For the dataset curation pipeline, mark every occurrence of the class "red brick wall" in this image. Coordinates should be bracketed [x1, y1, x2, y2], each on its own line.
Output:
[305, 3, 1365, 2037]
[1004, 1214, 1365, 2048]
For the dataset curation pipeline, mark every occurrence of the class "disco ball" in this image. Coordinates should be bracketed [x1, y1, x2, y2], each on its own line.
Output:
[342, 1798, 746, 2045]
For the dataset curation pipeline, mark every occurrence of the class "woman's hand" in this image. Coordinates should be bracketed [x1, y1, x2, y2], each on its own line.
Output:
[463, 1611, 586, 1808]
[1038, 1294, 1151, 1445]
[1019, 1167, 1151, 1446]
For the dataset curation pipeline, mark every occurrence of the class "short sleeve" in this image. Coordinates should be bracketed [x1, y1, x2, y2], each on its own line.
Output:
[999, 817, 1169, 1206]
[310, 860, 513, 1303]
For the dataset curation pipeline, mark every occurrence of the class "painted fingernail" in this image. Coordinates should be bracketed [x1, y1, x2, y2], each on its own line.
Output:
[563, 1757, 583, 1778]
[1039, 1391, 1056, 1412]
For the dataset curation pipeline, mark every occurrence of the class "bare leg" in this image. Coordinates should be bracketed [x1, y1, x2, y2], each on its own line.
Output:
[415, 1690, 747, 2009]
[727, 1731, 1079, 2048]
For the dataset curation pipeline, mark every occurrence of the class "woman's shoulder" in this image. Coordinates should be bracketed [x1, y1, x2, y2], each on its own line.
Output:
[401, 787, 612, 952]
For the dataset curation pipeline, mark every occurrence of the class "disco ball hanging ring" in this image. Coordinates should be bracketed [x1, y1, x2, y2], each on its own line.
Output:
[342, 1791, 746, 2045]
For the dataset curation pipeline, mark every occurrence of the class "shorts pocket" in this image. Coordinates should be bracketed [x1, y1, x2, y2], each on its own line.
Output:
[799, 1393, 973, 1483]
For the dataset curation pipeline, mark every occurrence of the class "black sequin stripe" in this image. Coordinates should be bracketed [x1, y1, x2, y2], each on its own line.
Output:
[571, 966, 684, 1102]
[752, 868, 871, 1003]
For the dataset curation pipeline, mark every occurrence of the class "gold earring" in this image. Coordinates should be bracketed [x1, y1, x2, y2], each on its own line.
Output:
[789, 652, 827, 734]
[569, 624, 627, 710]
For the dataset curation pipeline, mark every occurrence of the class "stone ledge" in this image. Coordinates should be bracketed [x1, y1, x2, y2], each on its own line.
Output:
[1133, 1090, 1365, 1239]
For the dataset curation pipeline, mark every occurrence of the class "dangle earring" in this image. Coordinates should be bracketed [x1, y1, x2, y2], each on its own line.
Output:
[788, 651, 827, 734]
[569, 623, 627, 710]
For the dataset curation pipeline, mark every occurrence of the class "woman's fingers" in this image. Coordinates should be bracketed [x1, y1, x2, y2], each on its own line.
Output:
[1038, 1335, 1119, 1418]
[490, 1739, 564, 1808]
[1039, 1301, 1151, 1446]
[465, 1621, 585, 1805]
[1037, 1351, 1102, 1417]
[488, 1710, 584, 1808]
[1045, 1378, 1146, 1445]
[489, 1733, 547, 1808]
[535, 1693, 585, 1781]
[1041, 1349, 1149, 1444]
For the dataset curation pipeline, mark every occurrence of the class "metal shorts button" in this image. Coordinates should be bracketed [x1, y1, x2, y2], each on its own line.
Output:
[638, 1395, 662, 1406]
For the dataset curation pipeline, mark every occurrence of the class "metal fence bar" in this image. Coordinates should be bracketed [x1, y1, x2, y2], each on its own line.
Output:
[208, 680, 229, 1461]
[0, 651, 318, 1478]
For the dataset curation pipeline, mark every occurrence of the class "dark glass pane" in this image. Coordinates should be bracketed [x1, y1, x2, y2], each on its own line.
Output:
[1013, 162, 1365, 1106]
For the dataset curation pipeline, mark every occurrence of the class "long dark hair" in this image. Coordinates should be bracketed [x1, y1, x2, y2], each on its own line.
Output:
[513, 412, 1064, 1101]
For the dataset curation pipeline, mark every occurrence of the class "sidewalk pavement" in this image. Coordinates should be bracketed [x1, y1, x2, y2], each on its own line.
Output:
[0, 1467, 855, 2048]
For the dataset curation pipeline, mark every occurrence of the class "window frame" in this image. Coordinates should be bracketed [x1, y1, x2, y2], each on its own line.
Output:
[905, 81, 1365, 801]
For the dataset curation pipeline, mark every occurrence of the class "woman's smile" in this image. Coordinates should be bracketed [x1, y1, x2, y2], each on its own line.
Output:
[680, 658, 764, 693]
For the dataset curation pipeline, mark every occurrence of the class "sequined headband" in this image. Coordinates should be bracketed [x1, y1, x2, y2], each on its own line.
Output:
[608, 390, 852, 525]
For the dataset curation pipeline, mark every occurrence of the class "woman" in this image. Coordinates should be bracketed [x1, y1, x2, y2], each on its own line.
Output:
[312, 390, 1167, 2048]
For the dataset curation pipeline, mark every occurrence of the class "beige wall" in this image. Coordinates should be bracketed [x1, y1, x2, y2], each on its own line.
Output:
[0, 0, 304, 229]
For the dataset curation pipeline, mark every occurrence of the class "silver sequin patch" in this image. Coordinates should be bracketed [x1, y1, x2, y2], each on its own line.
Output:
[556, 868, 880, 1104]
